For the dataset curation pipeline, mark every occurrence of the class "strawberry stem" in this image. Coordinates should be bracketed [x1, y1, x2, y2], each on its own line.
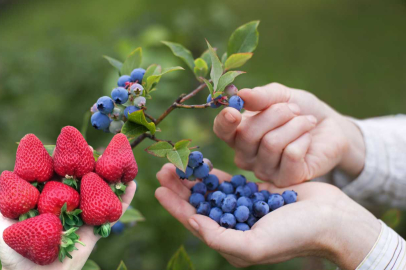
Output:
[63, 178, 79, 190]
[93, 223, 111, 238]
[110, 182, 127, 201]
[59, 202, 84, 230]
[19, 209, 39, 221]
[59, 227, 86, 263]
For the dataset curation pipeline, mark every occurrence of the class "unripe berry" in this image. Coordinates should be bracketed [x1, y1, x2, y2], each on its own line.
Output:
[224, 84, 238, 97]
[111, 107, 123, 121]
[203, 158, 213, 172]
[109, 120, 124, 134]
[90, 103, 98, 114]
[133, 96, 146, 107]
[130, 83, 144, 96]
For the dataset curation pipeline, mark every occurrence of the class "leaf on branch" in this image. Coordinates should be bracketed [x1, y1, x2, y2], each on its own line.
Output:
[206, 40, 223, 91]
[127, 110, 156, 135]
[162, 41, 195, 71]
[121, 121, 149, 140]
[145, 141, 173, 157]
[120, 207, 145, 223]
[200, 48, 216, 70]
[145, 66, 184, 92]
[202, 78, 214, 96]
[103, 56, 123, 74]
[216, 71, 245, 93]
[227, 21, 260, 56]
[116, 261, 128, 270]
[145, 140, 191, 172]
[225, 53, 253, 70]
[82, 260, 101, 270]
[143, 64, 161, 84]
[166, 246, 195, 270]
[221, 52, 228, 64]
[193, 58, 208, 80]
[121, 47, 142, 75]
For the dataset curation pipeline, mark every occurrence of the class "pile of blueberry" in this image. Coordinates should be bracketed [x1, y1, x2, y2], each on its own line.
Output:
[179, 152, 297, 231]
[90, 68, 147, 133]
[207, 84, 245, 111]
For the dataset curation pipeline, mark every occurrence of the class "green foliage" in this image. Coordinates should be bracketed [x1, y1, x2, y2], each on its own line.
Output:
[144, 66, 184, 93]
[116, 261, 128, 270]
[224, 53, 253, 70]
[167, 246, 195, 270]
[120, 207, 145, 223]
[193, 58, 208, 79]
[162, 41, 195, 71]
[146, 140, 191, 172]
[227, 20, 260, 56]
[121, 47, 142, 75]
[202, 78, 214, 97]
[121, 121, 149, 140]
[103, 56, 123, 74]
[206, 40, 223, 91]
[126, 110, 156, 135]
[60, 202, 83, 230]
[216, 71, 245, 94]
[200, 49, 213, 70]
[83, 260, 101, 270]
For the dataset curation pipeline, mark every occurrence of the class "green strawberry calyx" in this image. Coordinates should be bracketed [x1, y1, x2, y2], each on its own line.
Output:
[60, 203, 84, 231]
[59, 227, 85, 262]
[19, 209, 39, 221]
[63, 175, 79, 190]
[110, 182, 127, 201]
[93, 223, 111, 238]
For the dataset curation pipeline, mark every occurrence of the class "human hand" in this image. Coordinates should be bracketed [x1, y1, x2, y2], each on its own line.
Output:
[214, 83, 366, 187]
[155, 164, 380, 269]
[0, 181, 136, 270]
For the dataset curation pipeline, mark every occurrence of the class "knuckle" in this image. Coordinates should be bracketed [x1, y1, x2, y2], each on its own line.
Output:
[236, 126, 257, 145]
[234, 155, 252, 170]
[262, 133, 282, 152]
[283, 144, 303, 162]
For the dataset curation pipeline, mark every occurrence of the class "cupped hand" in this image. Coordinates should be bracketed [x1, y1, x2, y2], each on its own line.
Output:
[155, 164, 380, 269]
[214, 83, 366, 187]
[0, 181, 136, 270]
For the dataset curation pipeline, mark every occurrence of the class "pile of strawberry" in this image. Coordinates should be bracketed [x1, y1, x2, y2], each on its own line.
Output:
[0, 126, 138, 265]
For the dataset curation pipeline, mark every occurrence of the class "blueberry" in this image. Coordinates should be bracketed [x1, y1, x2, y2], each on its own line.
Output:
[235, 185, 252, 198]
[117, 75, 132, 87]
[111, 221, 125, 234]
[206, 192, 213, 202]
[194, 163, 210, 179]
[218, 182, 234, 194]
[237, 196, 253, 211]
[129, 83, 144, 96]
[246, 182, 258, 193]
[282, 190, 298, 204]
[176, 166, 193, 179]
[220, 213, 236, 229]
[130, 68, 146, 83]
[124, 106, 140, 118]
[188, 151, 204, 168]
[111, 107, 123, 120]
[189, 193, 205, 208]
[192, 182, 207, 195]
[235, 223, 250, 231]
[203, 158, 213, 171]
[224, 84, 238, 97]
[133, 96, 146, 107]
[109, 120, 124, 134]
[196, 202, 211, 216]
[209, 191, 226, 208]
[227, 194, 237, 200]
[209, 207, 223, 223]
[111, 87, 129, 105]
[267, 194, 284, 210]
[228, 95, 244, 111]
[221, 195, 237, 213]
[247, 214, 258, 227]
[253, 201, 270, 218]
[231, 175, 247, 188]
[203, 174, 219, 191]
[207, 94, 222, 109]
[260, 190, 271, 201]
[97, 96, 115, 115]
[250, 192, 266, 204]
[91, 112, 111, 130]
[234, 206, 250, 223]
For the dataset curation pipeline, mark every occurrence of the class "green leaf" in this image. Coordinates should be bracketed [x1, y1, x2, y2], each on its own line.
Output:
[202, 78, 214, 97]
[103, 56, 123, 74]
[120, 207, 145, 223]
[145, 141, 173, 157]
[193, 58, 208, 79]
[121, 121, 149, 140]
[116, 261, 128, 270]
[143, 64, 161, 87]
[221, 52, 228, 64]
[227, 21, 260, 56]
[224, 53, 253, 70]
[174, 139, 191, 150]
[44, 145, 55, 156]
[166, 246, 195, 270]
[216, 71, 245, 93]
[162, 41, 195, 70]
[200, 48, 215, 70]
[145, 66, 184, 92]
[167, 146, 190, 173]
[121, 47, 142, 75]
[206, 40, 223, 91]
[82, 260, 101, 270]
[127, 110, 156, 135]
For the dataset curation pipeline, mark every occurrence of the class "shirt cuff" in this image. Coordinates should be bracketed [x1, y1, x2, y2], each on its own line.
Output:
[356, 220, 406, 269]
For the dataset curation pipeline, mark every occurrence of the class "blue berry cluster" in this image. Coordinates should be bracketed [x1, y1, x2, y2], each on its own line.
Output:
[188, 173, 298, 231]
[207, 84, 245, 111]
[175, 151, 214, 181]
[90, 68, 147, 134]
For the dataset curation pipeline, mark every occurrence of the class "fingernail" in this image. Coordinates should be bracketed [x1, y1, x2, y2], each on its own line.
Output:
[189, 219, 199, 232]
[306, 115, 317, 124]
[224, 112, 236, 123]
[288, 103, 300, 114]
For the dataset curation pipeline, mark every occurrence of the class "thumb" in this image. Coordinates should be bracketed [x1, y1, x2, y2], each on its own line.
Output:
[239, 82, 291, 111]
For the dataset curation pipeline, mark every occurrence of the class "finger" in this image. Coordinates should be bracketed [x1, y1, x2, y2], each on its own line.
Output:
[238, 83, 291, 111]
[121, 181, 136, 210]
[277, 133, 312, 186]
[157, 164, 191, 200]
[210, 168, 232, 183]
[213, 107, 242, 147]
[188, 214, 252, 258]
[234, 103, 300, 167]
[254, 115, 317, 181]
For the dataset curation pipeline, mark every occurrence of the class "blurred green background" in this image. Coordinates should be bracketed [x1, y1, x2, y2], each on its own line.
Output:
[1, 0, 406, 269]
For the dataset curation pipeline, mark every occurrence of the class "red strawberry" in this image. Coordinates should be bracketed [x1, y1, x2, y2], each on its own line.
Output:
[95, 133, 138, 184]
[3, 213, 84, 265]
[80, 172, 122, 237]
[53, 126, 95, 181]
[14, 134, 53, 183]
[38, 181, 82, 230]
[0, 171, 40, 220]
